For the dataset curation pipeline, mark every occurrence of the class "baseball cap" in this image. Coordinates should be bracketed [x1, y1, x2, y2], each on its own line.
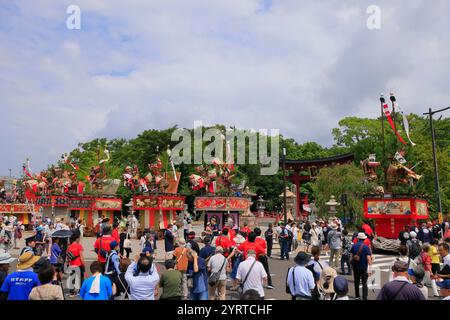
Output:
[407, 266, 425, 281]
[437, 279, 450, 289]
[333, 276, 349, 294]
[110, 240, 119, 250]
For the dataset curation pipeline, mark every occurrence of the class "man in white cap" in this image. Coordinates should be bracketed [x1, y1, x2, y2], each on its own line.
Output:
[350, 232, 373, 300]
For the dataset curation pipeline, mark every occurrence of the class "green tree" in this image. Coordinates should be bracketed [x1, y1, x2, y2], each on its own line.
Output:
[312, 164, 375, 224]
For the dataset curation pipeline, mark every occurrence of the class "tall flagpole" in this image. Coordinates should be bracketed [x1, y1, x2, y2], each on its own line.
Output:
[380, 94, 387, 188]
[390, 93, 398, 149]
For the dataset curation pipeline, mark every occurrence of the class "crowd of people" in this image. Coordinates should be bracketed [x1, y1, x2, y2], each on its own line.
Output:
[1, 211, 450, 301]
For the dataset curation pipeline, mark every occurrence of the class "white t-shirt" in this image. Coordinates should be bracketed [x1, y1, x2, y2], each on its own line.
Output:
[236, 256, 267, 298]
[292, 227, 299, 240]
[443, 254, 450, 268]
[172, 225, 178, 237]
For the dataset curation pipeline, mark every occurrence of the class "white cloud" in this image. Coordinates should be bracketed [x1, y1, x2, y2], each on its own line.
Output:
[1, 0, 450, 174]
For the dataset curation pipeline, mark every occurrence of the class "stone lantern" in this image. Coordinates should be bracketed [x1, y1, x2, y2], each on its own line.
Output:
[279, 187, 295, 221]
[256, 196, 266, 218]
[325, 195, 340, 218]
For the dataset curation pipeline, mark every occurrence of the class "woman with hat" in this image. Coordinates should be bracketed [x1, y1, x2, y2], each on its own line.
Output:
[317, 266, 337, 300]
[0, 252, 40, 300]
[0, 252, 15, 288]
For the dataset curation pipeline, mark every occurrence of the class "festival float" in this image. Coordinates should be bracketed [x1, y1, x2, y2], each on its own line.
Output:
[17, 150, 122, 229]
[362, 94, 429, 252]
[190, 157, 251, 230]
[0, 178, 34, 225]
[126, 148, 185, 232]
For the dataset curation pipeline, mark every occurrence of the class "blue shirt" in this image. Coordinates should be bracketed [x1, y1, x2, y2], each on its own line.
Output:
[79, 275, 113, 300]
[187, 257, 208, 293]
[350, 241, 372, 271]
[50, 243, 62, 265]
[0, 269, 40, 300]
[199, 245, 215, 259]
[287, 266, 315, 297]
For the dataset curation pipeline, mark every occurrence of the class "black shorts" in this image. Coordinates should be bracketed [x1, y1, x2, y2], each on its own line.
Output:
[431, 263, 440, 275]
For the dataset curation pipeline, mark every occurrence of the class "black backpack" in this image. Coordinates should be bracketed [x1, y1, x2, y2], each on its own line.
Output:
[408, 240, 422, 260]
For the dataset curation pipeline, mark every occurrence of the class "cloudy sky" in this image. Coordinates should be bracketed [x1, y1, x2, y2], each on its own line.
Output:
[1, 0, 450, 175]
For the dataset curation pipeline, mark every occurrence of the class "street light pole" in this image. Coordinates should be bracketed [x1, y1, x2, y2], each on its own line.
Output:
[283, 147, 287, 224]
[423, 106, 450, 214]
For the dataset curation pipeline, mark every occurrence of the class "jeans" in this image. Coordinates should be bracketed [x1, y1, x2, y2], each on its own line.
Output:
[353, 268, 369, 300]
[266, 238, 273, 257]
[280, 240, 289, 259]
[190, 290, 208, 300]
[340, 253, 352, 274]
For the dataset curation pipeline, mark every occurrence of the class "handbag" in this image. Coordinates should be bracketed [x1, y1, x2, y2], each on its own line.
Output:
[98, 237, 109, 259]
[124, 233, 132, 249]
[352, 242, 365, 264]
[208, 256, 227, 287]
[286, 266, 297, 294]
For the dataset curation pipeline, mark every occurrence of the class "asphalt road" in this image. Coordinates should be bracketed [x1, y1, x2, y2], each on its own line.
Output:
[5, 231, 442, 300]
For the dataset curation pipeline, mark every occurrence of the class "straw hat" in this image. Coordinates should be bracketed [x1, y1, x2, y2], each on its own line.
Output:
[17, 252, 40, 270]
[318, 267, 337, 294]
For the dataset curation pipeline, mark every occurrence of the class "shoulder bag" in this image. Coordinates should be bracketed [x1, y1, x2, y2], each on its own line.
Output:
[238, 259, 257, 298]
[208, 256, 227, 287]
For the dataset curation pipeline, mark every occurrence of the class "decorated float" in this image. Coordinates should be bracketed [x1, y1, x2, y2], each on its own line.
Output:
[12, 150, 123, 228]
[125, 147, 186, 232]
[189, 156, 251, 230]
[362, 93, 430, 252]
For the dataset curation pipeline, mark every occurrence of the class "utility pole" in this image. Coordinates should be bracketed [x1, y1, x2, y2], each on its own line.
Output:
[423, 106, 450, 215]
[282, 146, 287, 225]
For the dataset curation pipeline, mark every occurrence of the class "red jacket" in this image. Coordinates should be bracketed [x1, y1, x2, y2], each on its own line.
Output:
[215, 236, 233, 255]
[238, 241, 265, 259]
[112, 228, 120, 243]
[362, 224, 374, 237]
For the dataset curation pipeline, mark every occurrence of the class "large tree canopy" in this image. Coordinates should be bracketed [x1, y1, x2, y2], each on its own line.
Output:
[43, 113, 449, 217]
